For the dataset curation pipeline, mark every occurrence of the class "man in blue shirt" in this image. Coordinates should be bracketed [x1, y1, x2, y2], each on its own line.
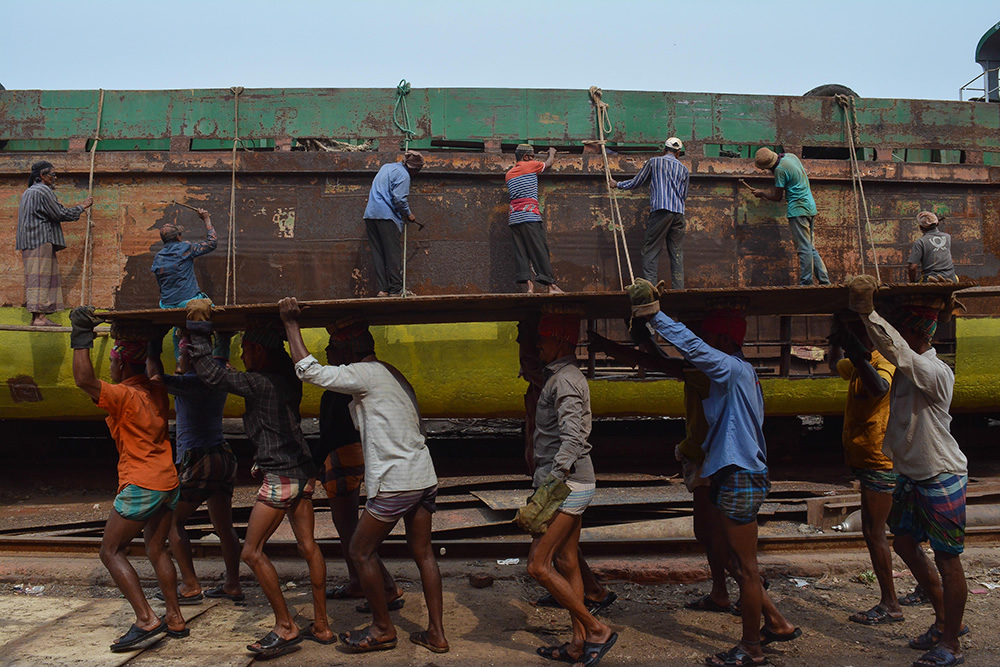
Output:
[363, 151, 424, 297]
[610, 138, 689, 289]
[151, 208, 217, 308]
[751, 148, 830, 286]
[627, 279, 800, 666]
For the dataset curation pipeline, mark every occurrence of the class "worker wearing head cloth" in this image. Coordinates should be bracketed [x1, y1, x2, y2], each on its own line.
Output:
[504, 143, 563, 293]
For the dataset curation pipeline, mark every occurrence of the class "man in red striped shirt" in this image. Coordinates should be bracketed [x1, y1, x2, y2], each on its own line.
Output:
[505, 144, 562, 293]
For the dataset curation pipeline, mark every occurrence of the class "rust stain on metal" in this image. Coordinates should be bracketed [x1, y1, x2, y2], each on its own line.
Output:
[7, 375, 42, 403]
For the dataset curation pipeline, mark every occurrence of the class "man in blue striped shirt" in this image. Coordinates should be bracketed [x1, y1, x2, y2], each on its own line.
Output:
[610, 138, 690, 289]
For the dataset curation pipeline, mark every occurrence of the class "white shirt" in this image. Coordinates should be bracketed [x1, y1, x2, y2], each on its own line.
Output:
[862, 311, 968, 480]
[295, 355, 437, 494]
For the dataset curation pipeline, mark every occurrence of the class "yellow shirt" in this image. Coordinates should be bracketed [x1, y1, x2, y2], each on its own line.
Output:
[677, 369, 710, 463]
[837, 351, 895, 470]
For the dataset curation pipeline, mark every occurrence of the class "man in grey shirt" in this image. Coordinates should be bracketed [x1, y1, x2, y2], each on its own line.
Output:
[908, 211, 957, 282]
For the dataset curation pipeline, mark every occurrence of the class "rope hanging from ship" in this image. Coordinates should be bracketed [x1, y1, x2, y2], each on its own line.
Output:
[394, 79, 415, 151]
[80, 88, 104, 306]
[588, 86, 634, 290]
[835, 94, 881, 282]
[225, 86, 244, 306]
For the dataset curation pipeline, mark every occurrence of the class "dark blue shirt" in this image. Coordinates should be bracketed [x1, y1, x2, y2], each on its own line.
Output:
[151, 229, 217, 306]
[163, 370, 228, 463]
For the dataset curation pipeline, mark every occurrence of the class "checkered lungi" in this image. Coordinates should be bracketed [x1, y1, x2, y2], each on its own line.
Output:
[256, 474, 315, 510]
[320, 442, 365, 499]
[22, 243, 63, 314]
[178, 444, 237, 505]
[365, 485, 438, 523]
[853, 467, 897, 495]
[558, 481, 596, 516]
[113, 484, 179, 522]
[710, 465, 771, 524]
[890, 472, 967, 555]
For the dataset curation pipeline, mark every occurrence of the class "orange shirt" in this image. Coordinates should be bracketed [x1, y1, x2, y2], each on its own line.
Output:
[837, 351, 895, 471]
[97, 375, 177, 492]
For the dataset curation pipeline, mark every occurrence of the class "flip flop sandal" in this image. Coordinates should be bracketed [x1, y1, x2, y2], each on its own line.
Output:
[154, 589, 204, 605]
[909, 624, 970, 651]
[760, 626, 802, 646]
[204, 586, 244, 602]
[534, 592, 562, 608]
[587, 591, 619, 616]
[355, 596, 405, 613]
[849, 605, 904, 625]
[246, 630, 304, 655]
[338, 629, 398, 653]
[537, 642, 578, 663]
[110, 619, 167, 652]
[685, 594, 732, 613]
[578, 632, 618, 667]
[900, 587, 930, 606]
[166, 626, 190, 639]
[913, 646, 965, 667]
[327, 584, 363, 600]
[705, 645, 768, 666]
[410, 631, 449, 654]
[300, 625, 337, 645]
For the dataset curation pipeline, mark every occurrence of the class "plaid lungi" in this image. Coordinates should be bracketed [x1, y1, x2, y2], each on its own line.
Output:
[890, 472, 967, 555]
[178, 444, 237, 505]
[320, 442, 365, 499]
[710, 465, 771, 524]
[853, 467, 897, 495]
[113, 484, 179, 522]
[22, 243, 63, 314]
[365, 485, 438, 523]
[256, 473, 315, 510]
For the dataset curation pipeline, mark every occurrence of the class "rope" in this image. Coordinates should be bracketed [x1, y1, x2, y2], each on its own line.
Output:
[393, 79, 415, 151]
[80, 88, 104, 305]
[225, 87, 244, 305]
[835, 94, 881, 282]
[588, 86, 634, 289]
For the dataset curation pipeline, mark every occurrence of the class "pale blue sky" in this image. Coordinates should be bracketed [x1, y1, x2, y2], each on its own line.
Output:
[2, 1, 996, 100]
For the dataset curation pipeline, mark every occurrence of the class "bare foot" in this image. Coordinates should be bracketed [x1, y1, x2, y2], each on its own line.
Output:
[31, 315, 60, 327]
[547, 283, 564, 294]
[526, 280, 535, 293]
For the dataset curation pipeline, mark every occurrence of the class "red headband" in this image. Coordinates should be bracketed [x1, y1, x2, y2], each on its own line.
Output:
[538, 315, 581, 345]
[701, 309, 747, 346]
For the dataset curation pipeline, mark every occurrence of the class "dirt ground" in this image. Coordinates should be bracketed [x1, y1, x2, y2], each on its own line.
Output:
[2, 549, 999, 666]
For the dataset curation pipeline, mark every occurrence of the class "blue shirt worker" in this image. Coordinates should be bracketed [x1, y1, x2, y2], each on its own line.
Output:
[151, 208, 217, 308]
[908, 211, 957, 283]
[363, 150, 424, 296]
[750, 148, 830, 286]
[610, 137, 690, 289]
[627, 278, 801, 666]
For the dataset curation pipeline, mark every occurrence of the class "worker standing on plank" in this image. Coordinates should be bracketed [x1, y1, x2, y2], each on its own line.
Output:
[848, 276, 969, 667]
[505, 144, 563, 293]
[627, 280, 801, 667]
[279, 298, 448, 655]
[69, 309, 188, 652]
[608, 138, 689, 289]
[750, 148, 830, 286]
[16, 161, 93, 327]
[363, 151, 424, 297]
[184, 300, 333, 655]
[151, 208, 217, 309]
[907, 211, 957, 283]
[830, 313, 902, 626]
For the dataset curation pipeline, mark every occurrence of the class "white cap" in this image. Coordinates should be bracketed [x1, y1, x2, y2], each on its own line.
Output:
[665, 137, 684, 152]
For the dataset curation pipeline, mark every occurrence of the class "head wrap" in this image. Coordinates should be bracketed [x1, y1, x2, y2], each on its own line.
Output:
[242, 326, 286, 350]
[326, 323, 376, 359]
[111, 339, 148, 365]
[159, 222, 185, 243]
[916, 211, 939, 229]
[28, 160, 54, 187]
[701, 308, 748, 347]
[403, 150, 424, 170]
[754, 147, 779, 170]
[537, 314, 580, 346]
[515, 143, 534, 161]
[897, 305, 939, 344]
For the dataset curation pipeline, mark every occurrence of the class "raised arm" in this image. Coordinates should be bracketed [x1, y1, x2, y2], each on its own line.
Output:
[278, 297, 311, 363]
[189, 209, 218, 257]
[613, 158, 653, 190]
[542, 147, 556, 170]
[69, 306, 104, 401]
[588, 329, 686, 378]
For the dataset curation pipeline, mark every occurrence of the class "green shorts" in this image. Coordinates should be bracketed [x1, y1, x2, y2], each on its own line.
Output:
[113, 484, 179, 522]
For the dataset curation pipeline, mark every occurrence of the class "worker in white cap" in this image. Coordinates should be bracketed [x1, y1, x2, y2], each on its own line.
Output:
[908, 211, 957, 282]
[609, 137, 690, 289]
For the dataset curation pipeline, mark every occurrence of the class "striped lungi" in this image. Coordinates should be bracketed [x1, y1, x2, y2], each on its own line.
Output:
[22, 243, 63, 314]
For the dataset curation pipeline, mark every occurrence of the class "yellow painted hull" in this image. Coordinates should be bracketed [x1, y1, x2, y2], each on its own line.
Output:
[1, 308, 998, 420]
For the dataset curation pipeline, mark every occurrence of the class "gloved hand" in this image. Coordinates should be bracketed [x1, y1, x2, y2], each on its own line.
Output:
[186, 299, 212, 322]
[69, 306, 103, 349]
[940, 295, 966, 324]
[841, 328, 871, 364]
[847, 275, 879, 314]
[147, 323, 173, 357]
[513, 473, 572, 535]
[626, 278, 661, 317]
[628, 316, 652, 345]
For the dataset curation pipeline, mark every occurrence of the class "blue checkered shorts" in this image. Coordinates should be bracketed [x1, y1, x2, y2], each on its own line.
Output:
[710, 466, 770, 524]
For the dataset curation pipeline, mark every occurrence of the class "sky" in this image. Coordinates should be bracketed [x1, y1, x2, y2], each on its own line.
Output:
[1, 1, 997, 101]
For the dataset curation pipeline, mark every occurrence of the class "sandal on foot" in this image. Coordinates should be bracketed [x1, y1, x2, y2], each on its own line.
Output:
[110, 619, 167, 652]
[534, 592, 562, 608]
[685, 594, 732, 613]
[913, 646, 965, 667]
[537, 642, 578, 663]
[587, 591, 618, 616]
[154, 589, 204, 605]
[849, 605, 904, 626]
[300, 625, 337, 645]
[204, 586, 244, 602]
[246, 630, 303, 654]
[578, 632, 618, 667]
[326, 583, 363, 600]
[909, 624, 970, 651]
[410, 630, 449, 654]
[355, 595, 404, 613]
[338, 628, 397, 653]
[760, 626, 802, 646]
[900, 586, 930, 606]
[706, 645, 768, 666]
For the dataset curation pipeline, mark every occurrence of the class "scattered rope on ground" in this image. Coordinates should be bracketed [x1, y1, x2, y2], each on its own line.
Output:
[394, 79, 415, 151]
[297, 138, 375, 152]
[835, 94, 881, 282]
[80, 88, 104, 305]
[226, 86, 244, 306]
[589, 86, 634, 289]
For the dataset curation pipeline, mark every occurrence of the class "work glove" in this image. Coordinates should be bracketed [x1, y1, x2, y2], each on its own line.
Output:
[628, 316, 652, 345]
[626, 278, 661, 317]
[847, 275, 878, 314]
[69, 306, 103, 349]
[939, 294, 966, 324]
[841, 328, 871, 364]
[185, 299, 213, 336]
[513, 473, 572, 536]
